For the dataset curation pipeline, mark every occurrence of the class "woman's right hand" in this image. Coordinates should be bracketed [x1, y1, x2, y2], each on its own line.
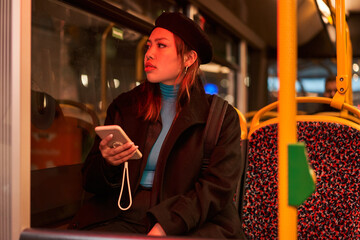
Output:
[99, 134, 139, 166]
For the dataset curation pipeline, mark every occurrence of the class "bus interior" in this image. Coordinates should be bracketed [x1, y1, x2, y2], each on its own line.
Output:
[2, 0, 360, 239]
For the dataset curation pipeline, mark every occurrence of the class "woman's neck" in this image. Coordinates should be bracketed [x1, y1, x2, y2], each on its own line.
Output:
[159, 83, 179, 100]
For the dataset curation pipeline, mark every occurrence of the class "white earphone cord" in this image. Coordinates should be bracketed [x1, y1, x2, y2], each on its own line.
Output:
[118, 161, 132, 211]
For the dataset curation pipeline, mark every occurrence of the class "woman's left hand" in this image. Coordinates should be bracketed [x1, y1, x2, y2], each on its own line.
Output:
[147, 223, 166, 236]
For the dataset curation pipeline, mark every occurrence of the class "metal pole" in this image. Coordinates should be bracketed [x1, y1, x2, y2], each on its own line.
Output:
[278, 0, 298, 238]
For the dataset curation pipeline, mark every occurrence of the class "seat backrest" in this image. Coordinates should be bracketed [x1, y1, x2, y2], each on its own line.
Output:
[233, 107, 249, 216]
[242, 113, 360, 239]
[31, 93, 98, 227]
[296, 119, 360, 239]
[31, 164, 86, 227]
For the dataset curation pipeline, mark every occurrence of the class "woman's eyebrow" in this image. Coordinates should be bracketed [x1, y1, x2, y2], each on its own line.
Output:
[147, 37, 170, 43]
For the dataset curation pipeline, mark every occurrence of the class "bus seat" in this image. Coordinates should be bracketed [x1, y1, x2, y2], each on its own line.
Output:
[57, 99, 100, 130]
[31, 97, 99, 169]
[31, 164, 91, 228]
[314, 110, 360, 124]
[57, 99, 99, 163]
[242, 97, 360, 239]
[234, 107, 248, 141]
[31, 93, 98, 228]
[245, 110, 306, 129]
[233, 107, 249, 217]
[31, 90, 82, 169]
[245, 110, 277, 125]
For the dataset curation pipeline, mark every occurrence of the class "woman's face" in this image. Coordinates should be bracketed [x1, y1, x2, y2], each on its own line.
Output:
[144, 27, 183, 85]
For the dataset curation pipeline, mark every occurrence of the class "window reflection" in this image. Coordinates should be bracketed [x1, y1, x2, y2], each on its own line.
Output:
[200, 63, 235, 104]
[30, 0, 153, 228]
[197, 12, 239, 105]
[31, 0, 146, 170]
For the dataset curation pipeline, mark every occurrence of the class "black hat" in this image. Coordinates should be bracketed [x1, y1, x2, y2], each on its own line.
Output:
[154, 12, 213, 64]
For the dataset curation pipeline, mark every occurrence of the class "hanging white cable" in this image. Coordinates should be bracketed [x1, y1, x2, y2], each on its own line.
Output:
[118, 161, 132, 211]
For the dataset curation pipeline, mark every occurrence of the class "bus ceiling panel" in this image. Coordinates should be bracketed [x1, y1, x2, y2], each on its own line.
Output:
[298, 28, 336, 58]
[297, 0, 324, 46]
[345, 0, 360, 58]
[237, 0, 323, 48]
[189, 0, 266, 49]
[195, 0, 360, 59]
[58, 0, 154, 35]
[345, 1, 360, 13]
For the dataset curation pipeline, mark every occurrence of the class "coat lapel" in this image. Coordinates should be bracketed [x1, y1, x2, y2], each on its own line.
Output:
[150, 86, 210, 205]
[161, 88, 209, 158]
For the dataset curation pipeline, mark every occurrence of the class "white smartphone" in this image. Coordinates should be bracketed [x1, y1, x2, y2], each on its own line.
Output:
[95, 125, 142, 159]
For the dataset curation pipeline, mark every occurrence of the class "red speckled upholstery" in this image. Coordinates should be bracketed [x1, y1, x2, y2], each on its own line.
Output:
[242, 121, 360, 239]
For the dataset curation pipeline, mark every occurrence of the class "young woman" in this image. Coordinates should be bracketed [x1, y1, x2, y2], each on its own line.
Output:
[69, 12, 246, 239]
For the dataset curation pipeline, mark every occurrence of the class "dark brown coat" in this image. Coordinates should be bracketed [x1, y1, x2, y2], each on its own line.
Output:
[71, 83, 246, 239]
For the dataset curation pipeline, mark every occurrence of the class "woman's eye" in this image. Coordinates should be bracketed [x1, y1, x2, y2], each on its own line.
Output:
[158, 43, 166, 48]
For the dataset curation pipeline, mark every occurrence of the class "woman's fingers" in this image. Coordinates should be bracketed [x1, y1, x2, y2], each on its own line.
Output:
[99, 134, 114, 151]
[99, 137, 139, 166]
[109, 143, 139, 165]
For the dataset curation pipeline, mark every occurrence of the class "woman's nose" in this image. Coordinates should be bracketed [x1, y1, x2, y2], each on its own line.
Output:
[145, 46, 154, 60]
[145, 54, 153, 60]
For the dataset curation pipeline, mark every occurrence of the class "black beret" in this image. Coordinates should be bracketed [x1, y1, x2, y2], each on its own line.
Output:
[154, 12, 213, 64]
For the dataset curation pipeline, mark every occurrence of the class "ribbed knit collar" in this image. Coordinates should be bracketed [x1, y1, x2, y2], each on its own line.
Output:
[160, 83, 179, 100]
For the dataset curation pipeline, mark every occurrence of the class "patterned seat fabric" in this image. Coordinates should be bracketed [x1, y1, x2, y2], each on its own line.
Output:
[242, 121, 360, 239]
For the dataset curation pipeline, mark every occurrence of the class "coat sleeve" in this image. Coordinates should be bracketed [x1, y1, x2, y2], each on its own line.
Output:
[81, 101, 124, 194]
[147, 106, 243, 235]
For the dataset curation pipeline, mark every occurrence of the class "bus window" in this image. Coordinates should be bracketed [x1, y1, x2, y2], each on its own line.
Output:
[201, 63, 236, 104]
[353, 58, 360, 107]
[31, 0, 146, 170]
[31, 0, 148, 228]
[197, 11, 240, 106]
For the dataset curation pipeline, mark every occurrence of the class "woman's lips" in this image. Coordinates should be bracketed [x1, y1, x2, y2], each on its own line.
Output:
[145, 63, 156, 72]
[145, 66, 156, 72]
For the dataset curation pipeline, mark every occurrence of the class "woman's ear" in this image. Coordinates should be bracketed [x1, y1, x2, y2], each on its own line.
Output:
[184, 50, 198, 68]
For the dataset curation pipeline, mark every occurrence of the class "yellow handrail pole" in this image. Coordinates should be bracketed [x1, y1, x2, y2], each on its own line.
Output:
[346, 25, 353, 105]
[278, 0, 298, 239]
[336, 0, 346, 80]
[332, 0, 348, 110]
[100, 23, 115, 116]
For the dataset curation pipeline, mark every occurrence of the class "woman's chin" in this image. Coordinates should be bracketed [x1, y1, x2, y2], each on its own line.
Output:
[146, 78, 159, 83]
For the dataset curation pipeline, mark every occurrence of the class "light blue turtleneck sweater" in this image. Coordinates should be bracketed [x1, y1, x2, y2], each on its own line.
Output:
[140, 83, 179, 188]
